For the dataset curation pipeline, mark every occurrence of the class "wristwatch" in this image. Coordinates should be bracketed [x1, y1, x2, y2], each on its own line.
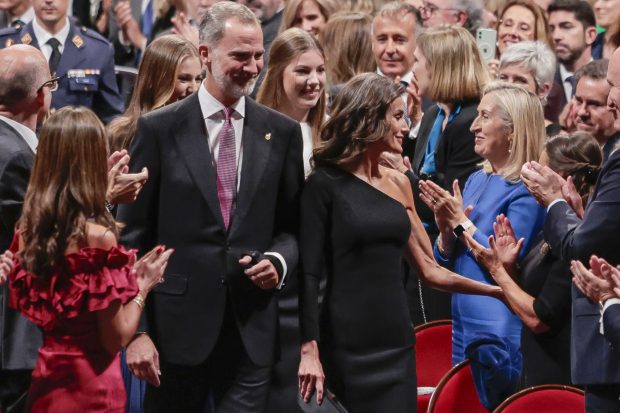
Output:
[453, 220, 474, 238]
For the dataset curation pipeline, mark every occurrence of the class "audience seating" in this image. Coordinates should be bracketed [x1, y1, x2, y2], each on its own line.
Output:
[493, 384, 585, 413]
[415, 320, 453, 413]
[426, 359, 488, 413]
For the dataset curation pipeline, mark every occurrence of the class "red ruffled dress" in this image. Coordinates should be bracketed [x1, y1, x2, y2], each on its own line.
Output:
[8, 240, 139, 413]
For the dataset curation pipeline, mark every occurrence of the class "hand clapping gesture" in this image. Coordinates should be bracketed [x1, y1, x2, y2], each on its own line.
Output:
[419, 179, 472, 235]
[0, 250, 14, 285]
[571, 256, 620, 303]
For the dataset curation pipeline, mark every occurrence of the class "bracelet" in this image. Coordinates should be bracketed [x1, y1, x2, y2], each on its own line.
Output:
[133, 293, 145, 309]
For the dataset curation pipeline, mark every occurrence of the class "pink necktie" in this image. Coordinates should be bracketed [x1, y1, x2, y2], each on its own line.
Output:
[216, 107, 236, 230]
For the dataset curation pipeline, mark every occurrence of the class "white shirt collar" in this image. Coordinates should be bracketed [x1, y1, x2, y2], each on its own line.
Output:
[0, 115, 37, 153]
[197, 81, 246, 120]
[32, 17, 70, 47]
[559, 64, 573, 83]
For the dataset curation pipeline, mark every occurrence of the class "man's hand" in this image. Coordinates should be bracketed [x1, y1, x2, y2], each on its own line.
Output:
[239, 256, 279, 289]
[520, 161, 566, 207]
[571, 256, 618, 303]
[0, 250, 14, 285]
[379, 151, 409, 173]
[562, 176, 585, 219]
[126, 334, 161, 387]
[559, 98, 578, 132]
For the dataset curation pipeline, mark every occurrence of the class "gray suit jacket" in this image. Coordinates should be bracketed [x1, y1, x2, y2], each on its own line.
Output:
[0, 119, 41, 371]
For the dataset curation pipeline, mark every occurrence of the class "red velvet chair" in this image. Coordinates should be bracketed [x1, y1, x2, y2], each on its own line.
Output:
[493, 384, 585, 413]
[414, 320, 453, 413]
[427, 359, 488, 413]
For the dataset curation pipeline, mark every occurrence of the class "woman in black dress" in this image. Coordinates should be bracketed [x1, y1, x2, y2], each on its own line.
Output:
[464, 132, 602, 387]
[297, 73, 504, 413]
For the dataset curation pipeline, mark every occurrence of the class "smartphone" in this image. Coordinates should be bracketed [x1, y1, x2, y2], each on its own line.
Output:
[476, 28, 497, 62]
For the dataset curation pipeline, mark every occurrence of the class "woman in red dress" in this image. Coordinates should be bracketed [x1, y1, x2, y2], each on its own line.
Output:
[0, 106, 173, 412]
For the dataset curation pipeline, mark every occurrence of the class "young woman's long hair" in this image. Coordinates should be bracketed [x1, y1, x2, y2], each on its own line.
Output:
[107, 35, 199, 152]
[257, 28, 326, 148]
[19, 107, 117, 277]
[313, 73, 403, 168]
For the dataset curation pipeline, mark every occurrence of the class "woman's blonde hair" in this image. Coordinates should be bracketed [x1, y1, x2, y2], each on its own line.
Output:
[107, 35, 200, 152]
[417, 25, 490, 103]
[279, 0, 342, 34]
[481, 82, 545, 182]
[257, 28, 326, 148]
[320, 12, 375, 86]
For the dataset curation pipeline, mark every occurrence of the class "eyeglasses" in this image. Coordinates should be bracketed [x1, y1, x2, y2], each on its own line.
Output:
[37, 76, 60, 93]
[419, 1, 463, 18]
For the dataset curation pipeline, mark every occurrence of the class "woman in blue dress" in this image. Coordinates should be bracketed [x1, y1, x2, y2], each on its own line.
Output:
[419, 82, 546, 364]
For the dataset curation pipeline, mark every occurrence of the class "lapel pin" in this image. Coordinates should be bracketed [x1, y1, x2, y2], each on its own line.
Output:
[20, 33, 31, 45]
[72, 35, 84, 48]
[265, 133, 272, 141]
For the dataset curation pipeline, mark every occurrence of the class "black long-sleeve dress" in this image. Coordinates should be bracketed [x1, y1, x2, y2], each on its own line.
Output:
[300, 166, 416, 413]
[518, 233, 572, 388]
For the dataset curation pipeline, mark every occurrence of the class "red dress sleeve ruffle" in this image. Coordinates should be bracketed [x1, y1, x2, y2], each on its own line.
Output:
[8, 246, 139, 331]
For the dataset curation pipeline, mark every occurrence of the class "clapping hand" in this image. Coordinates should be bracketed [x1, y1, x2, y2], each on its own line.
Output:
[492, 214, 524, 277]
[419, 179, 471, 235]
[571, 256, 619, 303]
[133, 245, 174, 294]
[171, 12, 199, 48]
[107, 150, 149, 205]
[0, 250, 14, 285]
[379, 152, 411, 173]
[561, 176, 585, 219]
[521, 161, 566, 207]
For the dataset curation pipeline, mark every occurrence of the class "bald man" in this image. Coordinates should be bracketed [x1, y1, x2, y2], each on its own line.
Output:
[0, 44, 50, 413]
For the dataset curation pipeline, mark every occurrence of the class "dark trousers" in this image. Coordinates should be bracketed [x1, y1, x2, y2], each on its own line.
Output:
[585, 384, 620, 413]
[144, 304, 271, 413]
[0, 369, 31, 413]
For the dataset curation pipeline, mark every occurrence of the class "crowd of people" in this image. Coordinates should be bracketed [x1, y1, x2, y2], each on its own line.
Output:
[1, 0, 620, 412]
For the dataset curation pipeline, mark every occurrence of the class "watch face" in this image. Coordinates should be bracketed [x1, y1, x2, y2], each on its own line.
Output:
[453, 224, 465, 238]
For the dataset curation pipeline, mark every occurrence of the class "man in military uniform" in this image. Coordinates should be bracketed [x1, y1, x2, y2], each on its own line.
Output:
[0, 0, 123, 123]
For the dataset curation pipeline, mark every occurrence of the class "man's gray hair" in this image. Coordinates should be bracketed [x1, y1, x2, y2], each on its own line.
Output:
[500, 41, 556, 91]
[199, 1, 260, 47]
[457, 0, 484, 36]
[575, 58, 609, 86]
[373, 1, 422, 35]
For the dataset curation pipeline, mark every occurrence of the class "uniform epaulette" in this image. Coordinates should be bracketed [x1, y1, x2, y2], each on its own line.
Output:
[78, 25, 109, 44]
[0, 25, 20, 38]
[0, 26, 21, 48]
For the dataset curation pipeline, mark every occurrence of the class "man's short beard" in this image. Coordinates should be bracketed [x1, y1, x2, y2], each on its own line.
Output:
[210, 54, 257, 99]
[558, 44, 586, 66]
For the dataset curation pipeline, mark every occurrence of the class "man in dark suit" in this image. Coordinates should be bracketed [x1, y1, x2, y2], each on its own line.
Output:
[117, 2, 304, 412]
[0, 44, 50, 413]
[0, 0, 124, 123]
[521, 46, 620, 412]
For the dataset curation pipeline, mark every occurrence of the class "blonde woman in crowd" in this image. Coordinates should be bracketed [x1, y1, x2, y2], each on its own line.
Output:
[279, 0, 341, 37]
[107, 35, 201, 152]
[257, 28, 327, 177]
[419, 82, 546, 367]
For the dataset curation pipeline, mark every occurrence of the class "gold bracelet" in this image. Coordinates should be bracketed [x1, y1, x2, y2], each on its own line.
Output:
[133, 293, 145, 309]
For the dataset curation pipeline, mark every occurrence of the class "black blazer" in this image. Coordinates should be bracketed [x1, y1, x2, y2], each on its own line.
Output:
[117, 93, 304, 367]
[0, 119, 41, 371]
[402, 100, 482, 225]
[544, 149, 620, 385]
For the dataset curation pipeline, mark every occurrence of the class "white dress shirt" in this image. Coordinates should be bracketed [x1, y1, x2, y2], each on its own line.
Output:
[32, 17, 71, 62]
[300, 121, 313, 178]
[197, 83, 287, 286]
[0, 115, 37, 153]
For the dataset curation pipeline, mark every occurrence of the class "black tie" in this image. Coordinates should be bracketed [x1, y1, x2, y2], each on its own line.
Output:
[47, 38, 61, 76]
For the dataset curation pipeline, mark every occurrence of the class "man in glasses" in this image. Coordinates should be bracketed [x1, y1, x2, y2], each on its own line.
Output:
[0, 44, 49, 413]
[420, 0, 484, 36]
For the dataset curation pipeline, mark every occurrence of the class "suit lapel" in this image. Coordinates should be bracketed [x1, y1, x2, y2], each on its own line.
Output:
[229, 100, 272, 235]
[55, 24, 86, 77]
[172, 94, 226, 230]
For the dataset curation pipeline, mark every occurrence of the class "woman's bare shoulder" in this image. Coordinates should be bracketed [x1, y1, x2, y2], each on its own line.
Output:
[85, 223, 117, 251]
